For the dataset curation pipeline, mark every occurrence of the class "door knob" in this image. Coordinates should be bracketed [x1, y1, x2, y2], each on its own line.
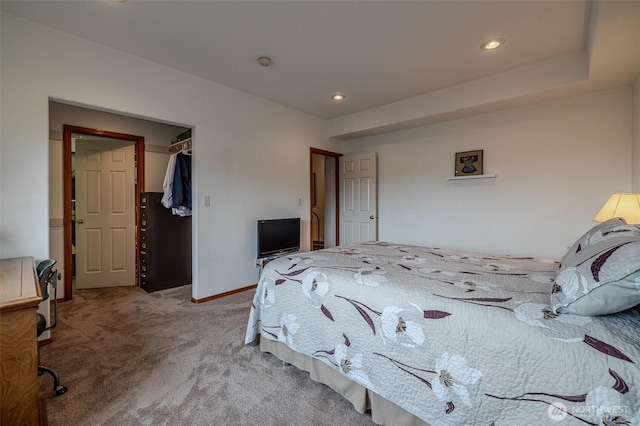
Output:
[77, 218, 84, 224]
[370, 215, 375, 220]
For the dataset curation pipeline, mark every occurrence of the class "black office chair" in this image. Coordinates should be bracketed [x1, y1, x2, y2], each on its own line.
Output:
[37, 259, 67, 395]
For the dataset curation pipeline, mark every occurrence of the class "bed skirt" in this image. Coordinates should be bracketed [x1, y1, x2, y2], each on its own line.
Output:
[259, 337, 429, 426]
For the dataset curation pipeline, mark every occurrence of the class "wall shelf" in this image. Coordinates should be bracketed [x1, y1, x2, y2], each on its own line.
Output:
[446, 174, 496, 181]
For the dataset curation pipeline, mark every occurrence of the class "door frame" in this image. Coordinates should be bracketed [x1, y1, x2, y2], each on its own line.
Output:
[309, 148, 342, 249]
[62, 125, 145, 300]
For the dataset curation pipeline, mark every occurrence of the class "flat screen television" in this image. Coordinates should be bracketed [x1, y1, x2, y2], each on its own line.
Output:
[257, 218, 300, 259]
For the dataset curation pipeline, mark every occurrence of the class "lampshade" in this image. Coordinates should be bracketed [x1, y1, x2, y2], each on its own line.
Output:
[594, 193, 640, 224]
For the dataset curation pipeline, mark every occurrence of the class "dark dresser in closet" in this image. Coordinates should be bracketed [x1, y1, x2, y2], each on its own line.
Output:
[139, 192, 192, 292]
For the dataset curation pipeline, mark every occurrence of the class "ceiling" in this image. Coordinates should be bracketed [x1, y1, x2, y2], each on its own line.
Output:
[1, 1, 639, 122]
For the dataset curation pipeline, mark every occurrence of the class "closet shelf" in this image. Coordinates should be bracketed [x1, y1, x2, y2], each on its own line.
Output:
[446, 174, 496, 181]
[168, 138, 192, 154]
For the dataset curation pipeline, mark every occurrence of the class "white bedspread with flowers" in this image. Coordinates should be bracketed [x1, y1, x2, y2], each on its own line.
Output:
[245, 242, 640, 425]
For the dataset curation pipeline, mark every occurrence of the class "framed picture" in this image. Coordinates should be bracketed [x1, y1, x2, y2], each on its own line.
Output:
[455, 150, 483, 176]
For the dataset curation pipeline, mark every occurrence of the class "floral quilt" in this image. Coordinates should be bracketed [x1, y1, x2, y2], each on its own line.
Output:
[244, 242, 640, 425]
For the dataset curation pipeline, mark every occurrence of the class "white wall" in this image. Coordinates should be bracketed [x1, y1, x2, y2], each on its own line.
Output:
[1, 12, 337, 299]
[342, 87, 633, 260]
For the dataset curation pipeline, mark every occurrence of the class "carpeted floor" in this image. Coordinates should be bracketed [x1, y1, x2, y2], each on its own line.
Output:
[39, 285, 376, 425]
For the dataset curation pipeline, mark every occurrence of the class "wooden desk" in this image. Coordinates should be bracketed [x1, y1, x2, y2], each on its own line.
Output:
[1, 257, 42, 425]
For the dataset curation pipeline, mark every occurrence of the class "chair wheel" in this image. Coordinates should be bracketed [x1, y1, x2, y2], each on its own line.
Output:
[55, 385, 67, 395]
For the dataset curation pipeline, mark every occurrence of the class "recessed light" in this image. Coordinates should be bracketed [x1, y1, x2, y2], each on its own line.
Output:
[481, 38, 505, 51]
[331, 93, 346, 101]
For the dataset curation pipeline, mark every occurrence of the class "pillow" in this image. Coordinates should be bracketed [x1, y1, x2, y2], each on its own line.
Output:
[551, 222, 640, 316]
[560, 217, 627, 266]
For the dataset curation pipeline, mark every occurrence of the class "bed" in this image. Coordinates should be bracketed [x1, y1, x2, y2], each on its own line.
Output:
[245, 227, 640, 425]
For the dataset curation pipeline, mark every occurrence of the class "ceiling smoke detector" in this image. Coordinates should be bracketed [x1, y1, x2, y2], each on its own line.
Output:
[258, 56, 272, 67]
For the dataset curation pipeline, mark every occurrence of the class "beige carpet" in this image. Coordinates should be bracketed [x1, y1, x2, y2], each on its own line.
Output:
[39, 285, 375, 425]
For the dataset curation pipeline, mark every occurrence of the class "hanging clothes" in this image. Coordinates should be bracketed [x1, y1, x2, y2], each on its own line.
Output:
[161, 151, 192, 216]
[161, 153, 178, 209]
[172, 152, 192, 211]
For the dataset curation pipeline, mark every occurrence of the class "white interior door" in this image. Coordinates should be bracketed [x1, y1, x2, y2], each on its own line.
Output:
[340, 152, 378, 244]
[75, 139, 136, 289]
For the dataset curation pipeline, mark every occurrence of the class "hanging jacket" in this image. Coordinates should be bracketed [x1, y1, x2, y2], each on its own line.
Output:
[172, 152, 192, 210]
[161, 153, 178, 209]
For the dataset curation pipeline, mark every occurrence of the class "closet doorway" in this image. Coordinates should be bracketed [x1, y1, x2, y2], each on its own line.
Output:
[63, 125, 145, 299]
[310, 148, 341, 250]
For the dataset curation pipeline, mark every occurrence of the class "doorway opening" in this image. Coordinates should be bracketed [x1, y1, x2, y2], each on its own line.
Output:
[62, 125, 145, 300]
[310, 148, 342, 250]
